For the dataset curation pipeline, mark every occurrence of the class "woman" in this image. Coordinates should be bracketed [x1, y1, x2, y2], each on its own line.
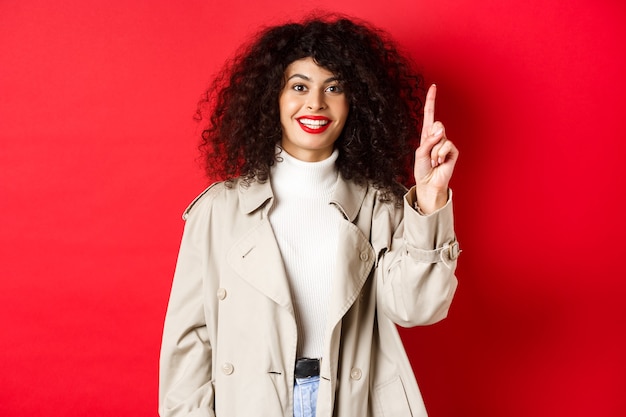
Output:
[159, 16, 460, 417]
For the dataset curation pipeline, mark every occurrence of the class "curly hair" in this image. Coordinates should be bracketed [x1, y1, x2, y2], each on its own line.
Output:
[196, 15, 425, 202]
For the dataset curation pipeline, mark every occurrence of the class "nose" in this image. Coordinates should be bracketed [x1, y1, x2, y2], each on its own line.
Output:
[306, 90, 327, 110]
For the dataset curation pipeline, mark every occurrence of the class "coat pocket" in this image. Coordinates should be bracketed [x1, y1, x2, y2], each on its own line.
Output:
[373, 375, 413, 417]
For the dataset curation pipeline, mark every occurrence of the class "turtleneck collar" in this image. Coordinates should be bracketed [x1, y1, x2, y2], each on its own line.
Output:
[271, 147, 339, 198]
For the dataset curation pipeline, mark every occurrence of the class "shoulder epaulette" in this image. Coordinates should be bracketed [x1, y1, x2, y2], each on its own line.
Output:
[182, 182, 221, 220]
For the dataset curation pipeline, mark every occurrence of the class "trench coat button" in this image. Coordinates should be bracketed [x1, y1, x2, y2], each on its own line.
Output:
[350, 367, 362, 380]
[359, 251, 369, 262]
[222, 362, 234, 375]
[217, 288, 227, 300]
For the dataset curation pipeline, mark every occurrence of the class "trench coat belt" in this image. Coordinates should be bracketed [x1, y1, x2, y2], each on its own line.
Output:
[294, 358, 320, 378]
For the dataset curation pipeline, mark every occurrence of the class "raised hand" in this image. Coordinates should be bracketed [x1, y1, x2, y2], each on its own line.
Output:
[413, 84, 459, 214]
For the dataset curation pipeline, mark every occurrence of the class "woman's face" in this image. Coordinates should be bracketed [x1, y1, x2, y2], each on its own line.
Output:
[279, 57, 349, 162]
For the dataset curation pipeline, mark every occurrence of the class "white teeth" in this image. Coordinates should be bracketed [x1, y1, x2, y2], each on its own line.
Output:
[299, 118, 329, 128]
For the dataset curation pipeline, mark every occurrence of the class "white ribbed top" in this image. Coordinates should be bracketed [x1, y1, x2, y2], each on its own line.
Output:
[269, 148, 341, 358]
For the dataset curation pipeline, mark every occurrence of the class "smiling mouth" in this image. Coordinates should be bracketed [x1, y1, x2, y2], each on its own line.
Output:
[297, 117, 331, 133]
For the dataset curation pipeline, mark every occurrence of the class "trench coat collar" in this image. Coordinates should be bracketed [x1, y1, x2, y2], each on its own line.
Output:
[329, 174, 368, 222]
[237, 173, 368, 221]
[237, 179, 274, 215]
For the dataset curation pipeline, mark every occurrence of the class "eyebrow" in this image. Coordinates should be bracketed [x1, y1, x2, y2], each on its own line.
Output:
[286, 73, 339, 83]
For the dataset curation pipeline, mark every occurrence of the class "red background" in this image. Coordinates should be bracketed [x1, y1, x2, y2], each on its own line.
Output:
[1, 0, 625, 416]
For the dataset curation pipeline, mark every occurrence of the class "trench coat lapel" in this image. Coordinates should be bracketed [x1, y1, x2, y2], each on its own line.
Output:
[327, 175, 375, 324]
[226, 180, 295, 315]
[327, 220, 375, 329]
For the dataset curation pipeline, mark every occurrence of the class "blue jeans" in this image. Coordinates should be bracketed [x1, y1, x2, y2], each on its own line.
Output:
[293, 376, 320, 417]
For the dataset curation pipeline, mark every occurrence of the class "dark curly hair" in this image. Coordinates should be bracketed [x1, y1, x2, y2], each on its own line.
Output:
[196, 15, 424, 202]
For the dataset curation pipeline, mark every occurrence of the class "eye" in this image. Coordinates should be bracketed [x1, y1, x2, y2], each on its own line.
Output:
[292, 84, 307, 92]
[326, 84, 343, 94]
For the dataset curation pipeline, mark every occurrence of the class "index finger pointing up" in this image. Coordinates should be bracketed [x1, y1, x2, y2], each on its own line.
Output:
[421, 84, 437, 141]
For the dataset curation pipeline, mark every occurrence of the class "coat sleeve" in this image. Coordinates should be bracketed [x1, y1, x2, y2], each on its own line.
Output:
[159, 188, 219, 417]
[376, 186, 460, 327]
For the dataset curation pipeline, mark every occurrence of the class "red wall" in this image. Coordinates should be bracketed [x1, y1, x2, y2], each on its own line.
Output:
[1, 0, 625, 415]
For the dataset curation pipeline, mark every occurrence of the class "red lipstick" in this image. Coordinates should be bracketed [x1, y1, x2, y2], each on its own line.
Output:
[297, 116, 331, 134]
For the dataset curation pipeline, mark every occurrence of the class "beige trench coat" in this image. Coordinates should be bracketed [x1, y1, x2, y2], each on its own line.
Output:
[159, 175, 459, 417]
